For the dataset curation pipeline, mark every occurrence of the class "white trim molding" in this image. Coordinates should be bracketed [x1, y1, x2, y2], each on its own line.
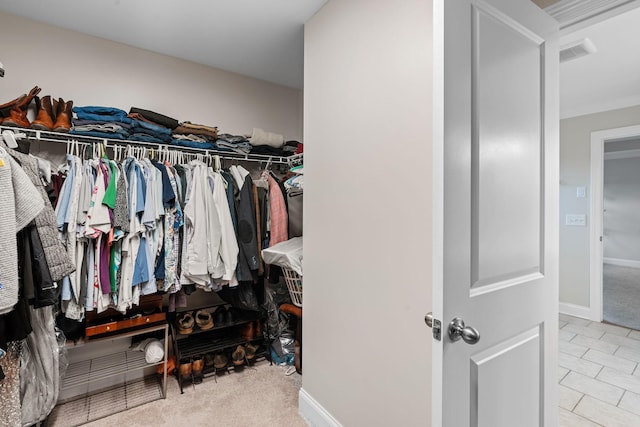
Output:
[590, 124, 640, 324]
[604, 257, 640, 269]
[299, 388, 343, 427]
[604, 148, 640, 160]
[559, 302, 594, 320]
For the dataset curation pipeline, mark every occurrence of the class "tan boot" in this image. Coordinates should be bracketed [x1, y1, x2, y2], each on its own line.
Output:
[53, 98, 73, 132]
[31, 95, 55, 130]
[1, 86, 41, 128]
[232, 345, 246, 366]
[2, 108, 30, 128]
[178, 358, 192, 381]
[192, 355, 204, 384]
[0, 93, 27, 118]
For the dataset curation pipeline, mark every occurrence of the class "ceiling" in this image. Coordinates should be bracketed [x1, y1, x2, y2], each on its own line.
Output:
[556, 3, 640, 118]
[0, 0, 327, 89]
[0, 0, 638, 119]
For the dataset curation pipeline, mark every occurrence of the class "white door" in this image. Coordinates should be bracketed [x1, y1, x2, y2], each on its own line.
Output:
[432, 0, 559, 426]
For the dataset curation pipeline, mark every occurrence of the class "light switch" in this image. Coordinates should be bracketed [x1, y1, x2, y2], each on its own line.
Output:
[566, 214, 586, 226]
[576, 186, 586, 198]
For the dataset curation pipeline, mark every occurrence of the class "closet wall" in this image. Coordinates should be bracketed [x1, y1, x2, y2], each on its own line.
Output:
[0, 13, 302, 145]
[303, 1, 432, 426]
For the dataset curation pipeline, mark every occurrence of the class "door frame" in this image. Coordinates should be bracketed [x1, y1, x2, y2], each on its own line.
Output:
[589, 124, 640, 322]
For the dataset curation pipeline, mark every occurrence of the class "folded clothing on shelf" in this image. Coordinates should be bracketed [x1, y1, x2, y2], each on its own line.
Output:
[249, 127, 284, 148]
[129, 107, 179, 130]
[73, 106, 132, 124]
[130, 119, 172, 143]
[169, 138, 220, 150]
[173, 121, 219, 140]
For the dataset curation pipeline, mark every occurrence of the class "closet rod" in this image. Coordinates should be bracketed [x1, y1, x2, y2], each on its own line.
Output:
[0, 125, 292, 165]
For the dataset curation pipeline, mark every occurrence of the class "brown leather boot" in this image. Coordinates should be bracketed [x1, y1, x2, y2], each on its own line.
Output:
[30, 95, 54, 130]
[191, 355, 204, 384]
[2, 107, 30, 128]
[52, 97, 59, 119]
[53, 98, 72, 132]
[0, 94, 27, 118]
[0, 85, 40, 118]
[1, 86, 41, 128]
[178, 358, 192, 381]
[241, 321, 255, 341]
[14, 86, 41, 111]
[232, 345, 246, 366]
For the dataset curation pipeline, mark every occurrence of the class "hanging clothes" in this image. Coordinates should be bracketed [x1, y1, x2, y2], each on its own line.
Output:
[0, 151, 44, 314]
[182, 160, 216, 287]
[7, 148, 75, 283]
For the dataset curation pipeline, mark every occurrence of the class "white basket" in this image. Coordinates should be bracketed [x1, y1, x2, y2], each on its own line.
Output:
[283, 268, 303, 308]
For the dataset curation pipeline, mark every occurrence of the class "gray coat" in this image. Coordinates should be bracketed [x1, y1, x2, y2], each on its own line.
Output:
[8, 148, 75, 282]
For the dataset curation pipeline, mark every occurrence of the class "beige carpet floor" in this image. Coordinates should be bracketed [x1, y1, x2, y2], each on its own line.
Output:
[72, 361, 306, 427]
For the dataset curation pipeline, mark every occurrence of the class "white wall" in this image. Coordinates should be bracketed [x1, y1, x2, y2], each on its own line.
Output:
[302, 1, 432, 426]
[603, 156, 640, 265]
[0, 13, 302, 143]
[560, 104, 640, 310]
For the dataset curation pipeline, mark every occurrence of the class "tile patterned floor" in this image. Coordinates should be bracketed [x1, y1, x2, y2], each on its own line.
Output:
[559, 314, 640, 427]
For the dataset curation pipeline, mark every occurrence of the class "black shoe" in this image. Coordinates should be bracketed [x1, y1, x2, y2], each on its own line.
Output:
[225, 307, 237, 324]
[214, 306, 227, 325]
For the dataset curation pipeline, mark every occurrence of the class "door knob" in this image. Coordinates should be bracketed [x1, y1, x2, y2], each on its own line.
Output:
[448, 317, 480, 345]
[425, 312, 434, 328]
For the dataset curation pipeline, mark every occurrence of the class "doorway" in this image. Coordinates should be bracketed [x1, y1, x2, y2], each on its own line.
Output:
[590, 125, 640, 328]
[602, 136, 640, 329]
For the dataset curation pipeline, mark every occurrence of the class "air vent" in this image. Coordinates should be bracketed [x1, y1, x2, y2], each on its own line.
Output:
[559, 38, 597, 62]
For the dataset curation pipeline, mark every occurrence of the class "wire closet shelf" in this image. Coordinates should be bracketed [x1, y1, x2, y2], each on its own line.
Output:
[0, 125, 300, 166]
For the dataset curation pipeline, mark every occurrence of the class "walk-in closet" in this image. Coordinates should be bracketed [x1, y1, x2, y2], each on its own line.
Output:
[0, 5, 308, 426]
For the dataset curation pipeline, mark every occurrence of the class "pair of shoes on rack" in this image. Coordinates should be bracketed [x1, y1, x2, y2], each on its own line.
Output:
[213, 305, 235, 325]
[241, 319, 266, 341]
[179, 355, 205, 384]
[176, 310, 214, 334]
[30, 95, 73, 132]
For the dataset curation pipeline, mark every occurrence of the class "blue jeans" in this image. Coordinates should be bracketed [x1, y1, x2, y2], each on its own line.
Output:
[130, 133, 170, 144]
[131, 119, 171, 136]
[73, 106, 132, 124]
[69, 129, 127, 139]
[170, 139, 223, 150]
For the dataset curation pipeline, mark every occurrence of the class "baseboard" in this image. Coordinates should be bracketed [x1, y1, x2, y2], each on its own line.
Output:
[559, 302, 596, 321]
[299, 388, 342, 427]
[604, 257, 640, 269]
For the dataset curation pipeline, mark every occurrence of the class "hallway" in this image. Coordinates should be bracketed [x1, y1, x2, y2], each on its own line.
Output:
[559, 314, 640, 426]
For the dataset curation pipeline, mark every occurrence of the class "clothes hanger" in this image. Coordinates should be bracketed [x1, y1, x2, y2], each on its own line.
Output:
[1, 130, 20, 149]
